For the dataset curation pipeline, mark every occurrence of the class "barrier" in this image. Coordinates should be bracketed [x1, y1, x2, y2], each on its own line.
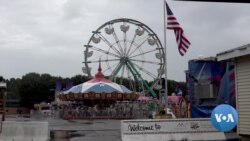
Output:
[0, 121, 49, 141]
[121, 118, 226, 141]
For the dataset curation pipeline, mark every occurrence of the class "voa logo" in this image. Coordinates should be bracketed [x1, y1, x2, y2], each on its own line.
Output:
[211, 104, 238, 132]
[215, 113, 234, 123]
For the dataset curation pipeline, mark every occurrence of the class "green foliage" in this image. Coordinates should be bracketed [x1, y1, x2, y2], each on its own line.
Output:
[5, 73, 89, 107]
[6, 78, 21, 99]
[19, 72, 46, 107]
[70, 75, 90, 85]
[4, 72, 186, 108]
[0, 76, 5, 82]
[167, 79, 176, 94]
[167, 79, 186, 96]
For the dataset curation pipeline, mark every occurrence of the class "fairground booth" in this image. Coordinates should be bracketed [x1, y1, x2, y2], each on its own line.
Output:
[186, 57, 236, 118]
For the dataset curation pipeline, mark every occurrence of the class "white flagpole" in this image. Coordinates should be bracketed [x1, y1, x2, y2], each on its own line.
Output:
[163, 0, 168, 106]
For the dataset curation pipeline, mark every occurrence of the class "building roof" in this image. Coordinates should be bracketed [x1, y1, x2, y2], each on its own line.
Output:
[217, 44, 250, 61]
[0, 82, 6, 88]
[189, 56, 217, 62]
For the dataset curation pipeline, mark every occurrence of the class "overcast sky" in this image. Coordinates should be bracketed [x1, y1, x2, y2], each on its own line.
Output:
[0, 0, 250, 81]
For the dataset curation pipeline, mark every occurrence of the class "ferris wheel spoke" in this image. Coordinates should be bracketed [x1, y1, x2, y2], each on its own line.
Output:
[129, 48, 158, 58]
[82, 58, 120, 64]
[123, 32, 127, 57]
[127, 35, 151, 57]
[91, 45, 120, 58]
[130, 58, 163, 65]
[131, 62, 157, 79]
[125, 33, 137, 57]
[97, 33, 122, 56]
[111, 27, 124, 55]
[110, 61, 122, 78]
[103, 61, 120, 73]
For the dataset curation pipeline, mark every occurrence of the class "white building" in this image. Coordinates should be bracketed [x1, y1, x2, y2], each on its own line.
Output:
[0, 82, 6, 121]
[217, 44, 250, 140]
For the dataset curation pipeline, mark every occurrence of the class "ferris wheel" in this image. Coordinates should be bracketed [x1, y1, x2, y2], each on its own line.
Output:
[82, 18, 165, 98]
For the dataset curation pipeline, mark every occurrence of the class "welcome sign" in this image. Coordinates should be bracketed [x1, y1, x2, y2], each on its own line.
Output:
[121, 118, 226, 141]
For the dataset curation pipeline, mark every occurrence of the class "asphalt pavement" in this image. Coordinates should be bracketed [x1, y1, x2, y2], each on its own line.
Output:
[6, 115, 122, 141]
[5, 115, 240, 141]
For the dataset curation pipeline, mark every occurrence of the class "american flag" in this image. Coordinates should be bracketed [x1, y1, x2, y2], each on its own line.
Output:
[166, 2, 191, 56]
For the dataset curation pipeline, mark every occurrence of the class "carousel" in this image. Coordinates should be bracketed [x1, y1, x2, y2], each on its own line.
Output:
[57, 61, 138, 107]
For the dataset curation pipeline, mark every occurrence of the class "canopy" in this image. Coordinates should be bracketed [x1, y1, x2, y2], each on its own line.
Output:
[63, 82, 132, 94]
[63, 61, 132, 94]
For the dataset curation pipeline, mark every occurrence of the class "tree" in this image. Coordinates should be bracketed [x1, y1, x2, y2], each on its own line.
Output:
[7, 71, 187, 108]
[157, 78, 186, 96]
[0, 76, 5, 82]
[70, 74, 89, 85]
[19, 73, 55, 107]
[6, 78, 21, 99]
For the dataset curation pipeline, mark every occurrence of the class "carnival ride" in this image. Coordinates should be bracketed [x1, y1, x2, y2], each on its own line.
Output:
[57, 18, 189, 118]
[58, 62, 139, 105]
[82, 18, 165, 98]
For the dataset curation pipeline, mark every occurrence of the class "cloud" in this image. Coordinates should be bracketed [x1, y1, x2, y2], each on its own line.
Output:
[0, 0, 250, 82]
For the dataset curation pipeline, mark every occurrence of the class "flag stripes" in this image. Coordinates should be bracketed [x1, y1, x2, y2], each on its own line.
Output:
[166, 2, 191, 56]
